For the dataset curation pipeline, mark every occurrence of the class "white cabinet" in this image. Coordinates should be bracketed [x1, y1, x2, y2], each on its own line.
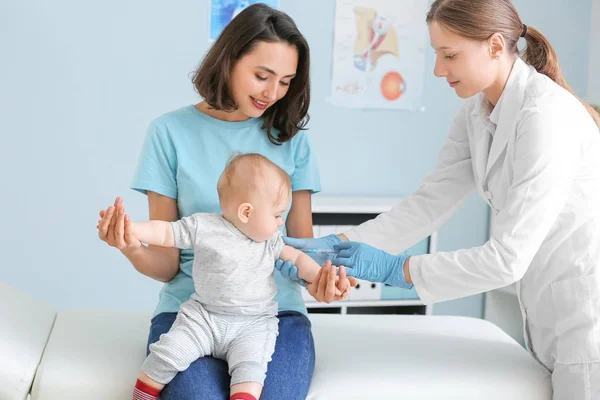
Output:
[303, 196, 436, 315]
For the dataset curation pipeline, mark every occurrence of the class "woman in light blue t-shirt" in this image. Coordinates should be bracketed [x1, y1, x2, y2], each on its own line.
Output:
[96, 4, 353, 399]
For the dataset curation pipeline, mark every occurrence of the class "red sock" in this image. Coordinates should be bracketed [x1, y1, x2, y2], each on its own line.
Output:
[230, 393, 257, 400]
[133, 379, 162, 400]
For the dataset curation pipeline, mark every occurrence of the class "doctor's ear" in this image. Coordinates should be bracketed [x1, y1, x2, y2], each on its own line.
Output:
[238, 203, 253, 223]
[488, 32, 506, 60]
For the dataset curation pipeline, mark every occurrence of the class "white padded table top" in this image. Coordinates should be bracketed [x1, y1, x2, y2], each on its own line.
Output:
[307, 314, 551, 400]
[31, 310, 151, 400]
[30, 312, 552, 400]
[0, 282, 56, 400]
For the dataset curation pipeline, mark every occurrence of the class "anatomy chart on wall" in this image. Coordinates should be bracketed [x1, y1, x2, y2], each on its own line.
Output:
[209, 0, 279, 41]
[331, 0, 429, 110]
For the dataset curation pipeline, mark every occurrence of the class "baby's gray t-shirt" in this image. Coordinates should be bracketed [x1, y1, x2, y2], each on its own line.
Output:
[171, 213, 284, 316]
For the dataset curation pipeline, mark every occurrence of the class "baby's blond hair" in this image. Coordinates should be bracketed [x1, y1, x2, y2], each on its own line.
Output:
[217, 153, 291, 209]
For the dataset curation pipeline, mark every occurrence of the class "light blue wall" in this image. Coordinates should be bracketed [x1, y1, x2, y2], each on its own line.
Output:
[0, 0, 593, 317]
[589, 0, 600, 104]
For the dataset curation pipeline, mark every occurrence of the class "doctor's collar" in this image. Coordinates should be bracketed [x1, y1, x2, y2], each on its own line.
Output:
[489, 58, 528, 125]
[489, 97, 502, 125]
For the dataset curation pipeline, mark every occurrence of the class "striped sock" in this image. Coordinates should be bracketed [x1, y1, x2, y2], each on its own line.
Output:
[230, 393, 257, 400]
[132, 379, 161, 400]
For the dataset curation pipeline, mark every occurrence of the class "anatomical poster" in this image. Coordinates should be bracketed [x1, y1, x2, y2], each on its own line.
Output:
[331, 0, 429, 110]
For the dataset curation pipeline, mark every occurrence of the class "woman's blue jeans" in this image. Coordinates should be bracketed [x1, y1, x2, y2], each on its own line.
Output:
[147, 310, 315, 400]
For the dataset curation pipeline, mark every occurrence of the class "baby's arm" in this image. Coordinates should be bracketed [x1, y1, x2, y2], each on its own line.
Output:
[279, 246, 351, 297]
[279, 245, 321, 283]
[132, 221, 175, 247]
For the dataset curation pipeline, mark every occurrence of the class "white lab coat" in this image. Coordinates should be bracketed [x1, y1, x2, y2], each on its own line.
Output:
[345, 58, 600, 399]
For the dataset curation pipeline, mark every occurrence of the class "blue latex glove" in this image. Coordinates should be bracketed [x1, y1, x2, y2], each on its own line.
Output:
[282, 234, 343, 251]
[275, 259, 307, 287]
[276, 234, 344, 285]
[332, 242, 413, 289]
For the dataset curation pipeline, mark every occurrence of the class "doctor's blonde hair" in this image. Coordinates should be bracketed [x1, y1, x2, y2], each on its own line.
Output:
[426, 0, 600, 128]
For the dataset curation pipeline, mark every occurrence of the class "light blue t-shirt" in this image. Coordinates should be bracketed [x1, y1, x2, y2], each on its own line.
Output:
[131, 105, 321, 317]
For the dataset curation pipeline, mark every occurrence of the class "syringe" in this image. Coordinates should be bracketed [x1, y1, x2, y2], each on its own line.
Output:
[300, 249, 339, 254]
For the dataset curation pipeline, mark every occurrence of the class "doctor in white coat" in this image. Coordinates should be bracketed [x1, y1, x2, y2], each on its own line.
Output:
[283, 0, 600, 398]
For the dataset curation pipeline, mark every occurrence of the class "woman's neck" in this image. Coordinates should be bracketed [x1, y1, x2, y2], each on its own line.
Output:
[195, 101, 251, 122]
[483, 56, 518, 107]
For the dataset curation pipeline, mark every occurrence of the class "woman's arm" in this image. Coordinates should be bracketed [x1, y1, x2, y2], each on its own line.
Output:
[285, 190, 314, 238]
[120, 192, 180, 282]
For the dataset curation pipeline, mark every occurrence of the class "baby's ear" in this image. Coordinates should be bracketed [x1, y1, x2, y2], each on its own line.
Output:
[237, 203, 253, 223]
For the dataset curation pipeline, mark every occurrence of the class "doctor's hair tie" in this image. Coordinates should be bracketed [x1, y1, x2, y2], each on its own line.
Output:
[520, 24, 528, 38]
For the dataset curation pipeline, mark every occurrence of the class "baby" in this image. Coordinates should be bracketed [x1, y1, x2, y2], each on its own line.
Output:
[124, 153, 350, 400]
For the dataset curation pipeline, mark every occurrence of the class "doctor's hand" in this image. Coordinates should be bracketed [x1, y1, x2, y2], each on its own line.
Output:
[333, 242, 413, 289]
[282, 234, 345, 251]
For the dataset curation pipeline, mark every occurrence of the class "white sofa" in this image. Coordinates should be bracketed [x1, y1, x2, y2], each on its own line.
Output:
[1, 282, 552, 400]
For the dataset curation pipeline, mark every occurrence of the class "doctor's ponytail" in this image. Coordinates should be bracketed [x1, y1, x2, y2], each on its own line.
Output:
[522, 26, 600, 128]
[427, 0, 600, 128]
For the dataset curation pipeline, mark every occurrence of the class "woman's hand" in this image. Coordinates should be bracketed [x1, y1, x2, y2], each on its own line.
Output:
[97, 197, 142, 254]
[306, 262, 357, 303]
